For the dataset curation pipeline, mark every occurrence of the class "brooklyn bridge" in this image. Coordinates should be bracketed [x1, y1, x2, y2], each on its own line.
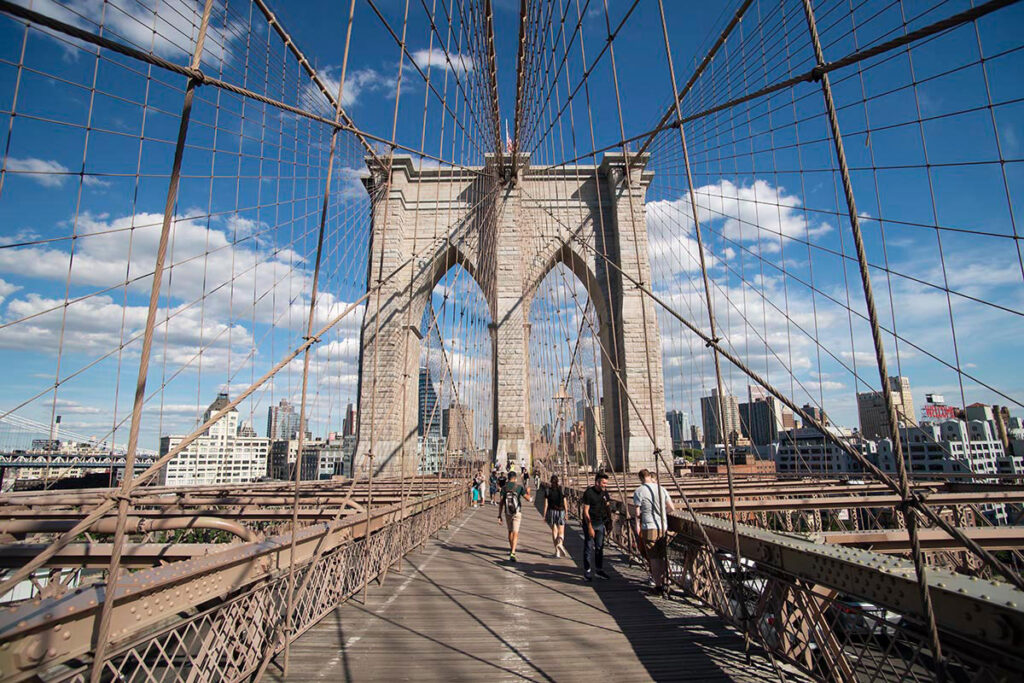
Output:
[0, 0, 1023, 680]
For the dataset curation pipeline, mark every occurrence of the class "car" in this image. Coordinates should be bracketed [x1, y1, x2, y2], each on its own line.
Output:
[829, 595, 901, 639]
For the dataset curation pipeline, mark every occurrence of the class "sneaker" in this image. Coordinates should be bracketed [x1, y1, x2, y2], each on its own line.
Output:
[509, 552, 517, 562]
[596, 570, 610, 580]
[584, 573, 593, 582]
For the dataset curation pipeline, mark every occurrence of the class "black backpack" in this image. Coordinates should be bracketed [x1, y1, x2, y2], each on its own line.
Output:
[503, 485, 521, 516]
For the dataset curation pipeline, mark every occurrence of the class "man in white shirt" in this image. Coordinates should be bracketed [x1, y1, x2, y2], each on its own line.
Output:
[632, 468, 676, 595]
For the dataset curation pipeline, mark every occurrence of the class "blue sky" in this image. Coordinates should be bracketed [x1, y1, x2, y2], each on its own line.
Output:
[0, 0, 1021, 453]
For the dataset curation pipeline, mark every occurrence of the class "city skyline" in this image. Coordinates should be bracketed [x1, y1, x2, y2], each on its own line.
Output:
[0, 0, 1019, 471]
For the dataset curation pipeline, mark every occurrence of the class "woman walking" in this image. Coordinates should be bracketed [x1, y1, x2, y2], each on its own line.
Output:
[542, 474, 568, 558]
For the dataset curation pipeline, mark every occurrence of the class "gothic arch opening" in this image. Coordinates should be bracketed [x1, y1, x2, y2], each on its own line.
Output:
[416, 261, 493, 473]
[528, 260, 618, 474]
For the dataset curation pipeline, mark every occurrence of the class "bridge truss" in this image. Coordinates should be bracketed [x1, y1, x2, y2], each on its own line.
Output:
[0, 0, 1022, 681]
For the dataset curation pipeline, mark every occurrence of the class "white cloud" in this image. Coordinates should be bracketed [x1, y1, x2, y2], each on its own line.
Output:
[0, 230, 41, 247]
[653, 213, 1024, 429]
[647, 179, 832, 260]
[0, 291, 253, 360]
[5, 156, 112, 189]
[337, 166, 371, 199]
[5, 157, 69, 188]
[0, 208, 369, 435]
[312, 66, 399, 110]
[409, 48, 473, 75]
[0, 279, 19, 306]
[0, 212, 312, 327]
[54, 398, 102, 415]
[15, 0, 244, 63]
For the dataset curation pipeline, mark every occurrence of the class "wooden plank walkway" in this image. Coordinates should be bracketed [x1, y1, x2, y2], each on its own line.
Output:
[271, 499, 799, 682]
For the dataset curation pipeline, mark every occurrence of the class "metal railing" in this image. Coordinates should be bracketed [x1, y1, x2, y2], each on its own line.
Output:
[554, 477, 1024, 682]
[0, 480, 470, 682]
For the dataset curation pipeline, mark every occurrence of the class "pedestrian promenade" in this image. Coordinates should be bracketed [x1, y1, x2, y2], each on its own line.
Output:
[271, 498, 795, 682]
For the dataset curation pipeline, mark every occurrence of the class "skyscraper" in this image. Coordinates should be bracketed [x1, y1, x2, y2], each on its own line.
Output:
[701, 389, 741, 448]
[267, 399, 305, 441]
[418, 368, 441, 437]
[857, 376, 917, 440]
[801, 403, 829, 428]
[585, 400, 603, 469]
[739, 397, 782, 446]
[342, 402, 355, 437]
[666, 410, 690, 450]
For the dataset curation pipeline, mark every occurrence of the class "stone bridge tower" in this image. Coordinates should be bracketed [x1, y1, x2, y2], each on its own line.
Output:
[354, 153, 668, 477]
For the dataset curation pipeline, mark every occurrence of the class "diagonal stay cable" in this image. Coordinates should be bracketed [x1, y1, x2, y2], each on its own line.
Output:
[0, 175, 504, 599]
[516, 178, 1024, 592]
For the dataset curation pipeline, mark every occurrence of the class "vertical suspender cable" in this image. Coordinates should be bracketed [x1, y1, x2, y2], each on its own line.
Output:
[278, 0, 358, 674]
[89, 2, 216, 680]
[798, 0, 945, 677]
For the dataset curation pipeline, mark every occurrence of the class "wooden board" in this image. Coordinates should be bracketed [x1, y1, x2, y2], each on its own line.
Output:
[270, 499, 797, 682]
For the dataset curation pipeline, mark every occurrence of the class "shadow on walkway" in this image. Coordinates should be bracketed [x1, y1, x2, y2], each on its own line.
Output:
[523, 488, 790, 682]
[270, 496, 796, 682]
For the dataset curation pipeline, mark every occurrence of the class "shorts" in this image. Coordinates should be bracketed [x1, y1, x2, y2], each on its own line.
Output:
[504, 512, 522, 533]
[641, 528, 668, 559]
[545, 509, 566, 526]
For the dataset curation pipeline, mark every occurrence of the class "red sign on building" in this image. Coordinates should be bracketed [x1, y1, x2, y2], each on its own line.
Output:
[923, 404, 959, 420]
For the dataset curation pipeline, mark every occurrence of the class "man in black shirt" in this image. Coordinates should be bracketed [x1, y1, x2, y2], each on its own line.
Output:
[581, 471, 612, 581]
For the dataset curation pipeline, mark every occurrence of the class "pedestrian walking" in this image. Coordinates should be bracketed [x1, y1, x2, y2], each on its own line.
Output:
[496, 468, 507, 503]
[632, 469, 675, 595]
[581, 471, 612, 581]
[541, 474, 568, 557]
[488, 470, 499, 505]
[472, 471, 483, 508]
[497, 470, 531, 562]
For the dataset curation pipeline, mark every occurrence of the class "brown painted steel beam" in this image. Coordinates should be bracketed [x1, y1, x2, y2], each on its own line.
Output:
[819, 526, 1024, 552]
[667, 510, 1024, 661]
[688, 490, 1024, 513]
[0, 486, 463, 679]
[0, 516, 256, 542]
[0, 543, 221, 568]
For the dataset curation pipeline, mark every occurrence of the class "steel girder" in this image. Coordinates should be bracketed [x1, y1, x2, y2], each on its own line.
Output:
[669, 510, 1024, 667]
[0, 485, 466, 681]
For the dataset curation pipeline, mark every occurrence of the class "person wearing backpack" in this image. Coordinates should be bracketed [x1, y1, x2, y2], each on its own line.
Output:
[496, 469, 507, 505]
[632, 468, 676, 596]
[488, 470, 499, 506]
[581, 471, 612, 581]
[541, 474, 568, 558]
[497, 470, 531, 562]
